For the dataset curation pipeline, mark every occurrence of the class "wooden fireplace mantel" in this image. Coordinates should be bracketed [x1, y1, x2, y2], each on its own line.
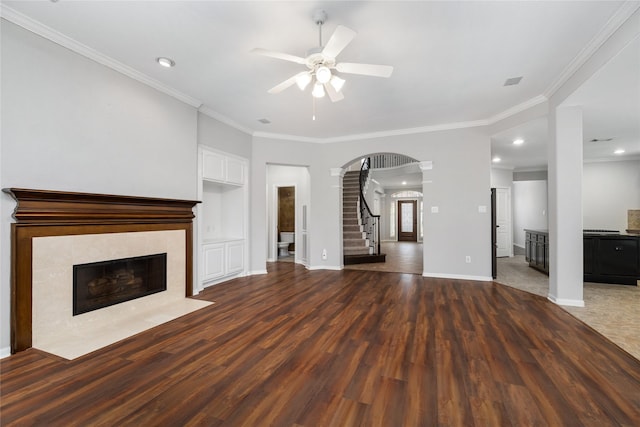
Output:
[3, 188, 200, 353]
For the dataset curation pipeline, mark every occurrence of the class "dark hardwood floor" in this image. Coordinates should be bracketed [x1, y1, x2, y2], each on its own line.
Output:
[2, 263, 639, 426]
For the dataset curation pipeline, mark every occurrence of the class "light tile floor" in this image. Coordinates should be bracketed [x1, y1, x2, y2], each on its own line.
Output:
[496, 255, 640, 361]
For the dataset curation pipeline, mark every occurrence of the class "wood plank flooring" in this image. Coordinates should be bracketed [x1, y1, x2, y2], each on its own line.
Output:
[2, 263, 640, 426]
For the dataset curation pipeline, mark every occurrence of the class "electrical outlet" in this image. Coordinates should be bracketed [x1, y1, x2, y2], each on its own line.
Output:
[465, 256, 471, 263]
[322, 249, 327, 260]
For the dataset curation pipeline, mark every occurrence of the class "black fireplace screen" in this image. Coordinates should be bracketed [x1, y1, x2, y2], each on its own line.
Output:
[73, 253, 167, 316]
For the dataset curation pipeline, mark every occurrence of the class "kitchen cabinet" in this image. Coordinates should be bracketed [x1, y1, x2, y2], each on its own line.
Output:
[525, 229, 549, 274]
[583, 233, 639, 285]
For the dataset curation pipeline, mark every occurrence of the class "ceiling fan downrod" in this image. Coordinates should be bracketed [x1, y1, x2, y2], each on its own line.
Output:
[313, 9, 327, 48]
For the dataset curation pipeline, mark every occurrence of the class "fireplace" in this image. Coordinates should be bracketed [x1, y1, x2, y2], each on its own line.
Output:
[73, 253, 167, 315]
[4, 188, 200, 354]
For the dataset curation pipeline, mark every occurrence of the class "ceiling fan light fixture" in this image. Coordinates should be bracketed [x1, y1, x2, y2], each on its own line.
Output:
[316, 66, 332, 84]
[330, 75, 345, 92]
[312, 82, 325, 98]
[296, 73, 312, 90]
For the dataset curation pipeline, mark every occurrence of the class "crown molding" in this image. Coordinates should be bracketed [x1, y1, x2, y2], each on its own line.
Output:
[254, 119, 488, 144]
[543, 1, 640, 98]
[0, 5, 202, 108]
[486, 95, 548, 125]
[198, 106, 254, 135]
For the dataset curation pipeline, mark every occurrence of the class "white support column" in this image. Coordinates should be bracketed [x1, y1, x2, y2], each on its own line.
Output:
[548, 106, 584, 307]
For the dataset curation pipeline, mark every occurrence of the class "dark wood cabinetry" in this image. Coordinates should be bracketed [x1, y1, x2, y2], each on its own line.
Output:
[584, 234, 640, 285]
[525, 229, 640, 285]
[525, 230, 549, 274]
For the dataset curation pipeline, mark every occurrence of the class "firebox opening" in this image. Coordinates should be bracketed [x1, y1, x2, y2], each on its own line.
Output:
[73, 253, 167, 316]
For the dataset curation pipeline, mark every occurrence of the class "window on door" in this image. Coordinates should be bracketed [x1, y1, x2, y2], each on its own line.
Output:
[397, 200, 418, 242]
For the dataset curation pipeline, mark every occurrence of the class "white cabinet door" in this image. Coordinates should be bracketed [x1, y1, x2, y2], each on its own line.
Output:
[203, 243, 225, 280]
[226, 241, 244, 274]
[226, 157, 244, 185]
[203, 151, 226, 182]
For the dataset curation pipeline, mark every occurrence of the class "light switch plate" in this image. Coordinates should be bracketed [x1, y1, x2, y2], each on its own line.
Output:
[431, 206, 439, 213]
[478, 205, 487, 213]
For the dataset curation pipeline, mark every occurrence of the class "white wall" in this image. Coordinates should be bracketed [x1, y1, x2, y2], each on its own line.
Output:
[251, 127, 492, 280]
[198, 112, 252, 159]
[1, 21, 198, 355]
[583, 160, 640, 232]
[513, 181, 548, 247]
[491, 168, 514, 188]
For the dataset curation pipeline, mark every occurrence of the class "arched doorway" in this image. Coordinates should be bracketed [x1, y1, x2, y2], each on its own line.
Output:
[340, 153, 424, 275]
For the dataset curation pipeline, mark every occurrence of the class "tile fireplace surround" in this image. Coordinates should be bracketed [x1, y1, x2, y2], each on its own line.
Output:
[4, 188, 210, 359]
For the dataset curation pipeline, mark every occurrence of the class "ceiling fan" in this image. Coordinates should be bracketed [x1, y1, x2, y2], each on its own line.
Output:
[252, 10, 393, 103]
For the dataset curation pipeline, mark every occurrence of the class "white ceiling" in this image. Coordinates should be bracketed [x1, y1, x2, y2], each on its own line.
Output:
[3, 1, 639, 171]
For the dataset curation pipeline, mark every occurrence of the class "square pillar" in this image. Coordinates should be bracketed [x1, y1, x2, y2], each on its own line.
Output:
[548, 106, 584, 306]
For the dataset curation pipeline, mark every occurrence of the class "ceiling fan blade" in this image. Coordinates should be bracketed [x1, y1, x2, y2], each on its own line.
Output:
[322, 25, 356, 58]
[267, 72, 308, 94]
[324, 83, 344, 103]
[335, 62, 394, 78]
[251, 48, 306, 65]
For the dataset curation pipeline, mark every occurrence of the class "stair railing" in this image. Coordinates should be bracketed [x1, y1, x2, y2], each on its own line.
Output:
[359, 157, 381, 255]
[369, 153, 416, 169]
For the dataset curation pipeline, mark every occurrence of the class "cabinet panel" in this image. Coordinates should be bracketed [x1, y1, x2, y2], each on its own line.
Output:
[203, 151, 226, 182]
[598, 238, 638, 276]
[226, 241, 244, 274]
[226, 157, 244, 185]
[203, 244, 225, 280]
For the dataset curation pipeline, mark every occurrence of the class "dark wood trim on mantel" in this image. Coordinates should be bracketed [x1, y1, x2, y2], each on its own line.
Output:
[3, 188, 200, 354]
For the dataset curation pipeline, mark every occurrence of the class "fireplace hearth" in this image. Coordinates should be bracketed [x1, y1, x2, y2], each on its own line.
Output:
[73, 253, 167, 315]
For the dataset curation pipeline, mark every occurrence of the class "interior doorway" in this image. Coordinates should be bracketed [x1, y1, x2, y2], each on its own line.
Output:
[277, 186, 295, 260]
[397, 200, 418, 242]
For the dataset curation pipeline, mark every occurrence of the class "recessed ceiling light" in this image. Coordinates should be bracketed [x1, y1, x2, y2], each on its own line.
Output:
[492, 156, 501, 163]
[402, 181, 407, 185]
[513, 138, 524, 145]
[614, 149, 625, 155]
[156, 57, 175, 68]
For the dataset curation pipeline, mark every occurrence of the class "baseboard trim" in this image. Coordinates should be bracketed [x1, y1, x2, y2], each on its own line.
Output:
[422, 272, 493, 282]
[547, 295, 585, 307]
[306, 265, 343, 271]
[248, 270, 268, 276]
[1, 346, 11, 359]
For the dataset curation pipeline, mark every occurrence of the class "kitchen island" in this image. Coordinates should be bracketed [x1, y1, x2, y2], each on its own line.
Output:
[584, 231, 639, 285]
[524, 229, 640, 285]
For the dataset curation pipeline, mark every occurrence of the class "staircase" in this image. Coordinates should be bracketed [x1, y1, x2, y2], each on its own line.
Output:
[342, 170, 386, 264]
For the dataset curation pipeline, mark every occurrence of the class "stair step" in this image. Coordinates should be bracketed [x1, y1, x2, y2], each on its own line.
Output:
[343, 225, 362, 232]
[344, 253, 386, 265]
[343, 231, 365, 239]
[343, 238, 367, 248]
[344, 247, 371, 256]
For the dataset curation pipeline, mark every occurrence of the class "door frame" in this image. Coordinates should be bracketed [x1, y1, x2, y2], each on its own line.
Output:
[271, 183, 297, 262]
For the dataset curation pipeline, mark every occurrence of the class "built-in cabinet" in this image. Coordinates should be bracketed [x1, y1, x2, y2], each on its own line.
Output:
[196, 146, 248, 291]
[202, 239, 244, 282]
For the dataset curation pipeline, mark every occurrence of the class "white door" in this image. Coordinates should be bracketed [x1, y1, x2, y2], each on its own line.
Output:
[496, 188, 512, 257]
